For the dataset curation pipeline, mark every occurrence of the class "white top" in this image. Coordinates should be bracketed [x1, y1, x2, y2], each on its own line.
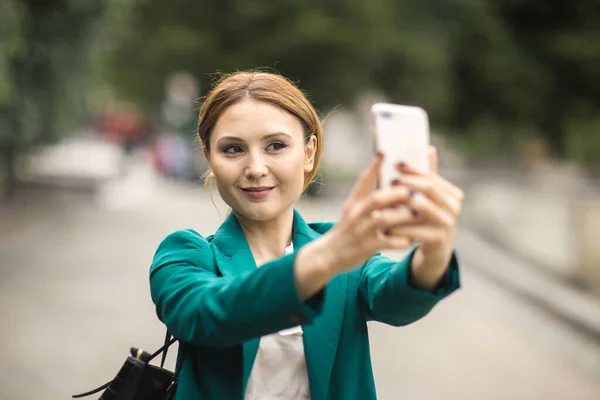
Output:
[245, 243, 311, 399]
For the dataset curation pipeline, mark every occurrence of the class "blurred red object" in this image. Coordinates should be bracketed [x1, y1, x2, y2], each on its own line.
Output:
[96, 110, 149, 151]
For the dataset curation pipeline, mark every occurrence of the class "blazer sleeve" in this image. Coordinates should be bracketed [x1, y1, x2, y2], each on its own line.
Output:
[149, 229, 324, 347]
[357, 248, 460, 326]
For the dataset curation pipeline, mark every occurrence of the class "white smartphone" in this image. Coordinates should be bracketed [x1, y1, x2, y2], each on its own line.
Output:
[371, 102, 431, 189]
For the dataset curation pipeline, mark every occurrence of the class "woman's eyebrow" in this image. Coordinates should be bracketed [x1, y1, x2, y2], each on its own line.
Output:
[215, 132, 291, 145]
[263, 132, 292, 140]
[215, 135, 244, 144]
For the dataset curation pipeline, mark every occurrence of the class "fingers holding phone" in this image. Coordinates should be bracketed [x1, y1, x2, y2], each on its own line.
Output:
[370, 102, 464, 251]
[326, 103, 465, 273]
[428, 145, 439, 174]
[390, 161, 464, 246]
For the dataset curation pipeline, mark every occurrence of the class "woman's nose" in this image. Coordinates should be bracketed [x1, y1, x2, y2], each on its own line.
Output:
[244, 152, 269, 179]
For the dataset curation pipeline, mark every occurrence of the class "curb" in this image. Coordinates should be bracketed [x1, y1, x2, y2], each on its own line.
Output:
[456, 228, 600, 342]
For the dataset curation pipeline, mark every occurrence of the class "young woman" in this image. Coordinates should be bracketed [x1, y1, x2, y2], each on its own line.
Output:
[150, 71, 463, 400]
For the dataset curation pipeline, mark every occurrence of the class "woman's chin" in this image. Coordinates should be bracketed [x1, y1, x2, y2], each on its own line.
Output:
[233, 201, 293, 222]
[233, 203, 275, 221]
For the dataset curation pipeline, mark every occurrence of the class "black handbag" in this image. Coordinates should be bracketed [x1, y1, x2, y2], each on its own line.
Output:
[72, 331, 179, 400]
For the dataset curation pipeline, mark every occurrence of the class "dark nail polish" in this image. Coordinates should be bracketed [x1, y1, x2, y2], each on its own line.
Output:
[397, 161, 406, 169]
[377, 151, 384, 159]
[409, 189, 417, 197]
[391, 178, 401, 186]
[411, 210, 419, 217]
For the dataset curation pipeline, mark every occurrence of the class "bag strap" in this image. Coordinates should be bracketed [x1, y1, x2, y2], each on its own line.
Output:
[159, 330, 172, 368]
[72, 331, 177, 398]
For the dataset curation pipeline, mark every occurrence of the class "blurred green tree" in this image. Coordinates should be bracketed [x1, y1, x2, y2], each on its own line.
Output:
[106, 0, 397, 111]
[106, 0, 600, 165]
[447, 0, 600, 162]
[0, 0, 106, 199]
[494, 0, 600, 161]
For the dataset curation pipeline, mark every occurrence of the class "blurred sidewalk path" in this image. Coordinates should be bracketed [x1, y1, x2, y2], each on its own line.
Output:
[456, 228, 600, 341]
[440, 167, 600, 342]
[0, 135, 130, 242]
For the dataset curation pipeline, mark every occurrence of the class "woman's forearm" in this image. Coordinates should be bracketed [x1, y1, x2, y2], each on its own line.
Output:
[293, 235, 337, 300]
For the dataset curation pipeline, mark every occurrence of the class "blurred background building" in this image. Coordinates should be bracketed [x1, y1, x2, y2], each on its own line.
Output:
[0, 1, 599, 399]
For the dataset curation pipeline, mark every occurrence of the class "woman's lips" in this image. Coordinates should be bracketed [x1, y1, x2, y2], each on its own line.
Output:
[241, 186, 275, 199]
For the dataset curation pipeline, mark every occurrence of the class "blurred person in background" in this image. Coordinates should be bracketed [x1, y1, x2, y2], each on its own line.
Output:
[95, 107, 150, 154]
[149, 71, 464, 399]
[152, 130, 195, 180]
[151, 72, 207, 181]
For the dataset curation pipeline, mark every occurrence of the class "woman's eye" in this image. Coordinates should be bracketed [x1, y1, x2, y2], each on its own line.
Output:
[266, 142, 288, 152]
[223, 145, 243, 154]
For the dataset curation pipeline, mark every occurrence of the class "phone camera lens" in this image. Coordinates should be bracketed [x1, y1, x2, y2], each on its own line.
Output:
[380, 111, 392, 119]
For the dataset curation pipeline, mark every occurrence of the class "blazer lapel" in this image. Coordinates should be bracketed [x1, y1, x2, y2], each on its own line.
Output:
[209, 212, 261, 389]
[210, 212, 257, 277]
[210, 210, 347, 399]
[293, 211, 348, 400]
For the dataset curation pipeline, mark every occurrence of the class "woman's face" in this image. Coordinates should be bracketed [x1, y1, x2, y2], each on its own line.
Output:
[207, 98, 316, 222]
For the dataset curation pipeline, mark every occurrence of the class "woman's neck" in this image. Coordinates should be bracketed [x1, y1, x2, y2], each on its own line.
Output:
[234, 208, 294, 266]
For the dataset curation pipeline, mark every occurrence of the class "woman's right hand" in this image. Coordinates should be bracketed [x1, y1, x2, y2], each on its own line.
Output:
[294, 154, 416, 300]
[320, 154, 416, 275]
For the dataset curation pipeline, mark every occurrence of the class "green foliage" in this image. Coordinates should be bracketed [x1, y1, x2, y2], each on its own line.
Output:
[0, 0, 107, 197]
[105, 0, 396, 110]
[103, 0, 599, 165]
[0, 0, 98, 145]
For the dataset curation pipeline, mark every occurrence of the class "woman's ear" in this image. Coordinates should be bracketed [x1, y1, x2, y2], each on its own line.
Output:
[304, 135, 317, 173]
[202, 145, 215, 179]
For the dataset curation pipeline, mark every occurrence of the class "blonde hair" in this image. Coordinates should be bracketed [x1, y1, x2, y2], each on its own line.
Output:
[197, 71, 324, 193]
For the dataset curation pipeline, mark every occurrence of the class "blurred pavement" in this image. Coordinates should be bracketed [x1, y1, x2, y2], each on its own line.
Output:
[0, 154, 599, 400]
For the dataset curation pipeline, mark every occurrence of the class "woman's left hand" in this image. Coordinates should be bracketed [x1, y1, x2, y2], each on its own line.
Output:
[388, 146, 464, 290]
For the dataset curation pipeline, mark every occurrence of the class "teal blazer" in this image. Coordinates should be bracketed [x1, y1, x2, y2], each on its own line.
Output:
[150, 209, 460, 400]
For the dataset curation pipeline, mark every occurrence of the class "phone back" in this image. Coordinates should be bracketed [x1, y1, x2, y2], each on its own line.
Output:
[371, 103, 430, 188]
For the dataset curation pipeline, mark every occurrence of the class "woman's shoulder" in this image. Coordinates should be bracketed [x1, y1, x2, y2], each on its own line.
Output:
[152, 229, 215, 267]
[157, 229, 211, 249]
[149, 230, 219, 289]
